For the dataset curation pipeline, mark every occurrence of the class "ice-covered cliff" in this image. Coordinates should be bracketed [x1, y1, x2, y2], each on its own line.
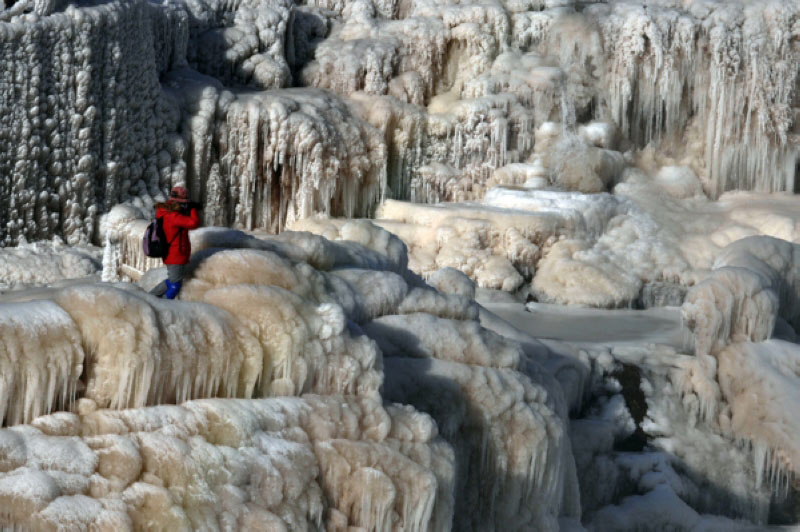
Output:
[0, 0, 797, 245]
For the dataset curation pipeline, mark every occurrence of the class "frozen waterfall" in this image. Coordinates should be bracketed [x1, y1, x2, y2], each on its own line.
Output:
[0, 0, 799, 529]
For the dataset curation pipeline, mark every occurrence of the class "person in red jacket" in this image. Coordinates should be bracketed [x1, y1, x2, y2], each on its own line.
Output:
[149, 186, 201, 299]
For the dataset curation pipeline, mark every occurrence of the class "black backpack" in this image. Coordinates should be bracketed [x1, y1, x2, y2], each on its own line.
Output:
[142, 217, 174, 258]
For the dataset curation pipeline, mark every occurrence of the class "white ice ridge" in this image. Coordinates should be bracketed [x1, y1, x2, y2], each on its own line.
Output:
[0, 300, 83, 426]
[371, 180, 800, 309]
[0, 238, 100, 290]
[0, 395, 455, 531]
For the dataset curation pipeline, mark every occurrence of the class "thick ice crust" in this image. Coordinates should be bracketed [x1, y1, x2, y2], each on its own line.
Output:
[1, 217, 578, 530]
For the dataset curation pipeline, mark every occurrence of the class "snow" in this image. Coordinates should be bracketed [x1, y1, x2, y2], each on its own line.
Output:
[481, 298, 689, 349]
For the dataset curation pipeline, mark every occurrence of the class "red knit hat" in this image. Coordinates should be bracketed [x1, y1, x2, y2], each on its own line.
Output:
[169, 186, 189, 203]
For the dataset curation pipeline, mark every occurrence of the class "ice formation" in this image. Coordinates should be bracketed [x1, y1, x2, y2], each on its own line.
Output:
[1, 0, 799, 528]
[0, 396, 454, 530]
[0, 238, 100, 290]
[0, 214, 579, 529]
[684, 236, 800, 359]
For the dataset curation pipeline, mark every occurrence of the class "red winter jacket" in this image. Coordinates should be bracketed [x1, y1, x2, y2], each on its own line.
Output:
[156, 204, 201, 265]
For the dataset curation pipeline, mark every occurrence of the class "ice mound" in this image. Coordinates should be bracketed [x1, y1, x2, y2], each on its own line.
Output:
[0, 239, 100, 290]
[532, 238, 644, 308]
[376, 181, 800, 310]
[373, 188, 649, 304]
[683, 236, 800, 358]
[427, 267, 476, 299]
[374, 198, 566, 290]
[0, 395, 453, 531]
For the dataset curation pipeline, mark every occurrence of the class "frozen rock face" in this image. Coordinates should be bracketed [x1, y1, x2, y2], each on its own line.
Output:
[174, 78, 387, 233]
[0, 215, 579, 530]
[3, 0, 797, 246]
[0, 0, 187, 246]
[183, 0, 293, 89]
[297, 0, 799, 200]
[570, 344, 789, 530]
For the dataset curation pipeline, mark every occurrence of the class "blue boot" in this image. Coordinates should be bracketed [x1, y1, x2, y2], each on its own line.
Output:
[164, 280, 182, 300]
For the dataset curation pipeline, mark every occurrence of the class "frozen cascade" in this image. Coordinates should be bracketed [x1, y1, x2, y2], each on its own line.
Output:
[295, 0, 799, 200]
[173, 75, 388, 233]
[0, 213, 579, 529]
[586, 1, 799, 196]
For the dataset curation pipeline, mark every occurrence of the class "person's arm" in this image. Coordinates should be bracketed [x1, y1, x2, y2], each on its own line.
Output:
[171, 207, 201, 229]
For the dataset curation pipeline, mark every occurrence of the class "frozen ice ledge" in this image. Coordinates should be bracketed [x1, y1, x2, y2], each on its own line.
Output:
[0, 0, 797, 245]
[0, 218, 583, 530]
